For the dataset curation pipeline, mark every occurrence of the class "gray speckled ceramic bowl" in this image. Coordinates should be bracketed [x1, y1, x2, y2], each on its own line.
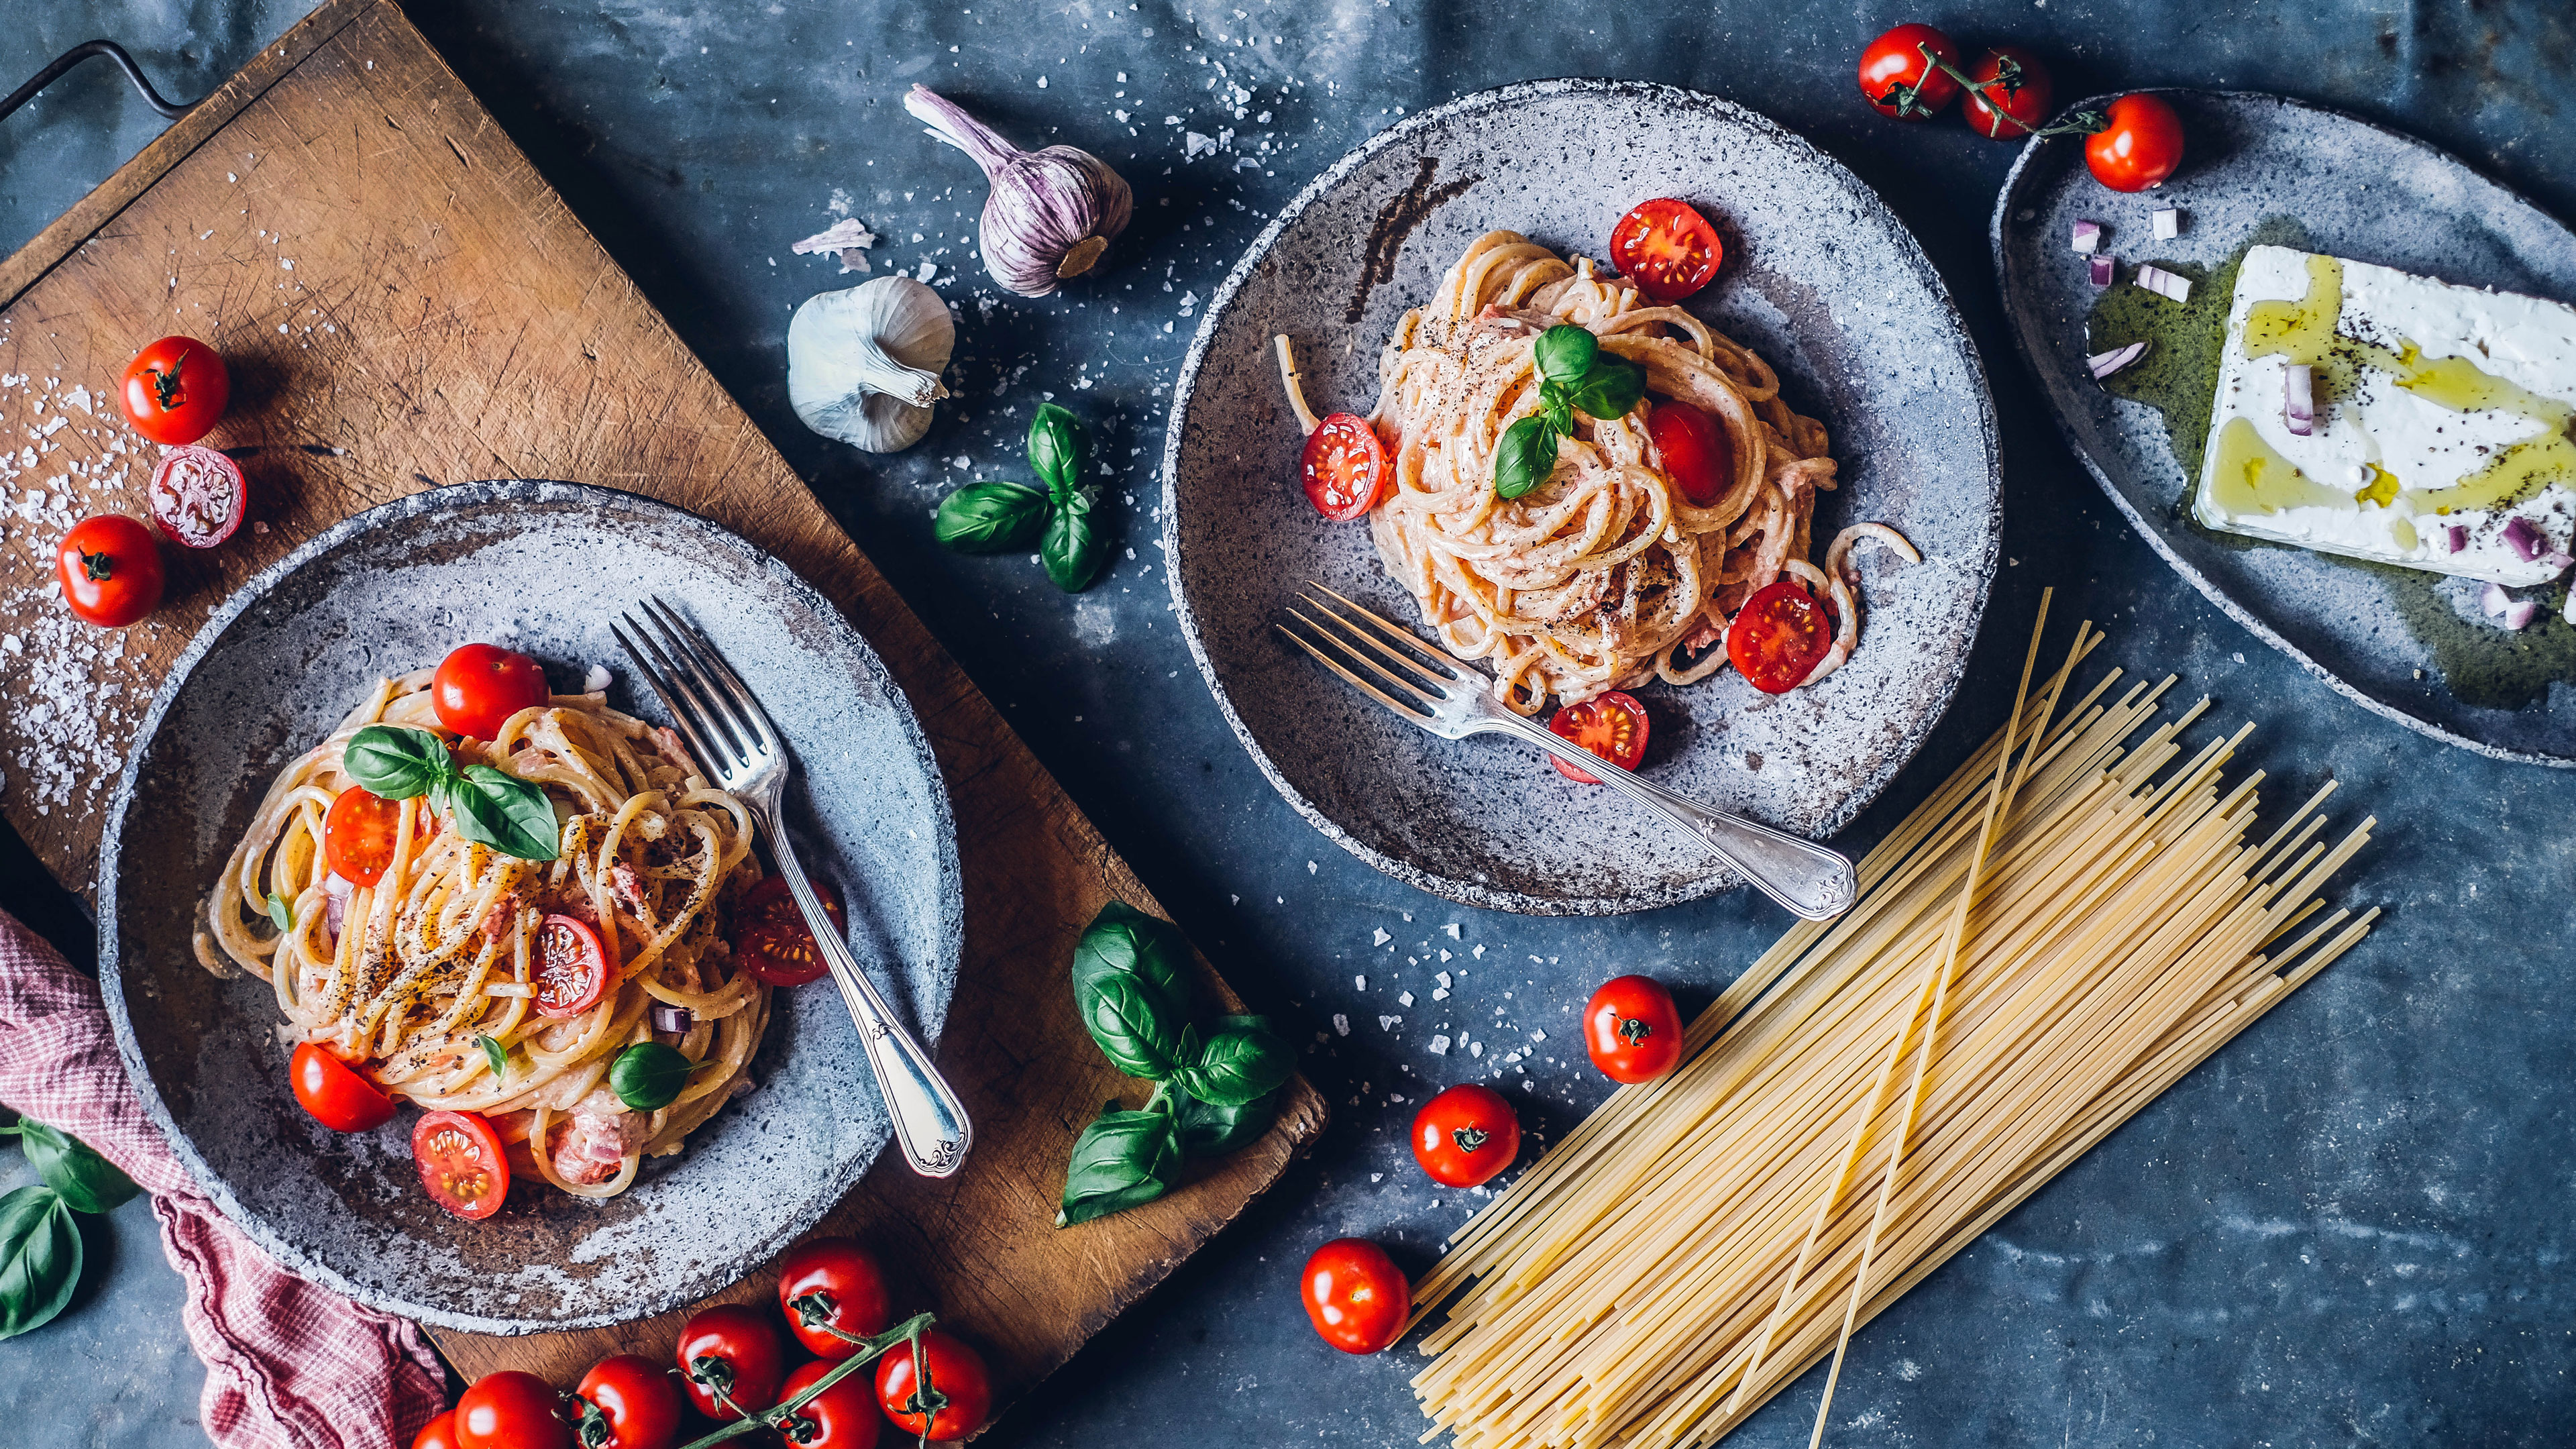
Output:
[1163, 78, 2002, 916]
[99, 481, 961, 1334]
[1994, 90, 2576, 765]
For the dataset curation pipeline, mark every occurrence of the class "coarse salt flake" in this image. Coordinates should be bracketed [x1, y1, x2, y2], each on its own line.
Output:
[1429, 1035, 1451, 1055]
[1371, 928, 1391, 947]
[1398, 991, 1415, 1008]
[1333, 1014, 1350, 1036]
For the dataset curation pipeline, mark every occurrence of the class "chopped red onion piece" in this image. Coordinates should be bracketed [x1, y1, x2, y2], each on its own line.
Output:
[651, 1004, 694, 1033]
[2544, 550, 2574, 573]
[2480, 582, 2510, 618]
[2283, 364, 2314, 436]
[2446, 525, 2468, 553]
[2087, 341, 2150, 381]
[2072, 219, 2104, 254]
[2152, 207, 2183, 239]
[2135, 264, 2193, 303]
[2088, 254, 2116, 288]
[2502, 515, 2544, 561]
[2500, 596, 2538, 631]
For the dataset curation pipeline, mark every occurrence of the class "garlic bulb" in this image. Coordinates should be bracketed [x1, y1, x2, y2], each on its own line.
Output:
[786, 276, 953, 453]
[904, 85, 1133, 297]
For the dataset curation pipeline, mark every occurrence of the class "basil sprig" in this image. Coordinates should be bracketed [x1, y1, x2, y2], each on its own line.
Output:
[1, 1117, 142, 1338]
[932, 402, 1106, 593]
[1493, 325, 1647, 500]
[610, 1042, 693, 1111]
[342, 724, 561, 863]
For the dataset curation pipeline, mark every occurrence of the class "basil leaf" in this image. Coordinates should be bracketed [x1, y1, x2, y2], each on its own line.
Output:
[1542, 386, 1576, 438]
[1532, 324, 1598, 384]
[266, 893, 294, 934]
[15, 1122, 139, 1216]
[1071, 903, 1195, 1025]
[1493, 414, 1558, 500]
[0, 1187, 82, 1340]
[447, 765, 561, 861]
[476, 1034, 508, 1080]
[343, 724, 451, 801]
[1169, 1082, 1278, 1158]
[1076, 973, 1193, 1079]
[1055, 1102, 1180, 1227]
[1028, 401, 1083, 501]
[1172, 1024, 1292, 1107]
[933, 481, 1050, 555]
[1042, 492, 1106, 593]
[610, 1042, 693, 1111]
[1569, 356, 1646, 421]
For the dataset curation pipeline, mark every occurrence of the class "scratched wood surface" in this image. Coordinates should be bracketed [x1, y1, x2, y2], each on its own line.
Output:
[0, 0, 1323, 1415]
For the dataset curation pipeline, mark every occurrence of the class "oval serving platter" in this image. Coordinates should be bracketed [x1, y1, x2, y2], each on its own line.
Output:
[100, 480, 963, 1334]
[1164, 78, 2002, 916]
[1994, 90, 2576, 765]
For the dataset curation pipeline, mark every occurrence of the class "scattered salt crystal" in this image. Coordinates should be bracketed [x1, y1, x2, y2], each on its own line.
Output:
[1468, 1042, 1484, 1058]
[1333, 1014, 1350, 1036]
[1429, 1035, 1451, 1055]
[1436, 971, 1453, 989]
[1354, 975, 1366, 991]
[1370, 1173, 1382, 1183]
[1431, 987, 1449, 1002]
[1398, 991, 1414, 1008]
[1529, 1027, 1547, 1042]
[1437, 949, 1452, 963]
[1371, 928, 1391, 947]
[915, 260, 938, 284]
[1377, 1015, 1401, 1031]
[1308, 861, 1318, 874]
[1471, 945, 1485, 959]
[1444, 923, 1462, 939]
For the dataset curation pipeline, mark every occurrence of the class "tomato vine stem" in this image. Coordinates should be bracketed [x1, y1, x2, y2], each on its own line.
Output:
[670, 1311, 936, 1449]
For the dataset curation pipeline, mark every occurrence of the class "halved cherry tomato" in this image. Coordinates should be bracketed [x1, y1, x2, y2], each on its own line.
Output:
[1546, 690, 1649, 786]
[533, 914, 609, 1018]
[55, 515, 164, 628]
[1300, 1237, 1409, 1354]
[433, 643, 550, 741]
[290, 1040, 395, 1132]
[1858, 23, 1962, 120]
[411, 1409, 464, 1449]
[1647, 398, 1731, 508]
[324, 785, 404, 887]
[778, 1236, 894, 1358]
[1411, 1083, 1519, 1189]
[1299, 413, 1389, 521]
[414, 1110, 511, 1220]
[119, 335, 229, 446]
[1608, 199, 1723, 304]
[775, 1359, 880, 1449]
[570, 1353, 684, 1449]
[148, 444, 248, 549]
[1727, 579, 1833, 694]
[1584, 975, 1685, 1085]
[874, 1330, 991, 1442]
[734, 875, 847, 987]
[453, 1370, 569, 1449]
[677, 1304, 788, 1421]
[2085, 93, 2186, 193]
[1961, 46, 2054, 140]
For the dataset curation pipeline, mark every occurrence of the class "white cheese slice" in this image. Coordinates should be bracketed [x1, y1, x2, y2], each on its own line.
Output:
[2191, 244, 2576, 586]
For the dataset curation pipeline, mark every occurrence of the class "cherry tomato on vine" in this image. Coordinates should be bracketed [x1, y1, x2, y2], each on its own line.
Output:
[775, 1359, 880, 1449]
[1585, 975, 1685, 1085]
[1300, 1237, 1409, 1354]
[413, 1110, 511, 1220]
[875, 1330, 991, 1442]
[290, 1040, 395, 1132]
[432, 643, 549, 741]
[148, 444, 248, 549]
[119, 335, 229, 445]
[1607, 198, 1723, 303]
[55, 515, 164, 628]
[453, 1369, 570, 1449]
[1727, 579, 1833, 694]
[1411, 1083, 1520, 1189]
[1858, 23, 1962, 121]
[323, 785, 403, 886]
[533, 914, 610, 1018]
[2085, 93, 2186, 193]
[778, 1236, 894, 1358]
[676, 1303, 787, 1421]
[1299, 413, 1389, 521]
[733, 875, 848, 987]
[570, 1353, 684, 1449]
[1961, 46, 2054, 140]
[411, 1410, 464, 1449]
[1546, 691, 1650, 786]
[1647, 398, 1731, 508]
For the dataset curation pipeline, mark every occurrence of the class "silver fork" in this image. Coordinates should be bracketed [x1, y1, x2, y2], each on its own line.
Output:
[1277, 586, 1859, 920]
[613, 598, 972, 1178]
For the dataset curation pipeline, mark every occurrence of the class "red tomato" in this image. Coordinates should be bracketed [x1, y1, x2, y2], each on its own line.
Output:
[290, 1040, 395, 1132]
[1546, 690, 1649, 786]
[533, 914, 610, 1018]
[734, 875, 847, 987]
[676, 1304, 788, 1421]
[147, 444, 248, 548]
[1411, 1083, 1520, 1189]
[453, 1370, 570, 1449]
[1299, 413, 1389, 521]
[1647, 398, 1730, 508]
[1299, 1238, 1409, 1354]
[413, 1110, 511, 1220]
[1961, 46, 2054, 140]
[1727, 579, 1832, 694]
[119, 335, 229, 445]
[54, 515, 164, 628]
[1584, 975, 1685, 1084]
[1858, 23, 1962, 120]
[324, 785, 404, 886]
[777, 1236, 894, 1358]
[775, 1359, 879, 1449]
[873, 1330, 991, 1442]
[411, 1409, 464, 1449]
[570, 1354, 684, 1449]
[1607, 199, 1723, 304]
[433, 643, 550, 741]
[2086, 93, 2186, 193]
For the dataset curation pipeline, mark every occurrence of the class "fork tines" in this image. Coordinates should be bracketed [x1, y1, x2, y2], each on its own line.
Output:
[1275, 585, 1462, 719]
[609, 596, 773, 780]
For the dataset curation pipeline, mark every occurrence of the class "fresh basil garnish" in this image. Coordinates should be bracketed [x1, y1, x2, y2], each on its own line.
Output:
[447, 764, 560, 861]
[0, 1186, 83, 1340]
[933, 481, 1050, 553]
[476, 1034, 508, 1079]
[1173, 1024, 1291, 1107]
[1532, 323, 1598, 383]
[343, 724, 449, 800]
[610, 1042, 693, 1111]
[1169, 1081, 1278, 1158]
[931, 400, 1108, 594]
[1055, 1101, 1181, 1227]
[1029, 401, 1083, 498]
[1491, 325, 1648, 501]
[1072, 902, 1194, 1024]
[1077, 973, 1195, 1080]
[12, 1122, 138, 1216]
[1494, 414, 1558, 501]
[1569, 360, 1646, 422]
[266, 893, 294, 934]
[1042, 486, 1105, 593]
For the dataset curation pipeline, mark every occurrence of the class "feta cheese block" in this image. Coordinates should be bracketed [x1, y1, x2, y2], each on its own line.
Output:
[2191, 244, 2576, 586]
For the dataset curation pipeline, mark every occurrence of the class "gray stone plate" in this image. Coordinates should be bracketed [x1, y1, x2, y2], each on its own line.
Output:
[98, 480, 962, 1334]
[1163, 78, 2002, 916]
[1993, 90, 2576, 765]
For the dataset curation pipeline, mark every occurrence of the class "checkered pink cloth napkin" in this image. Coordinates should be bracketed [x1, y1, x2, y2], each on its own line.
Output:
[0, 906, 447, 1449]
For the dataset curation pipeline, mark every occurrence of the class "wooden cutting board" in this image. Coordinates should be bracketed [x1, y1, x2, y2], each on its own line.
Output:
[0, 0, 1323, 1415]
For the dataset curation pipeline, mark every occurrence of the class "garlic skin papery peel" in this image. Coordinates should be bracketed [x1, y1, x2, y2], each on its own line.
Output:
[786, 276, 954, 453]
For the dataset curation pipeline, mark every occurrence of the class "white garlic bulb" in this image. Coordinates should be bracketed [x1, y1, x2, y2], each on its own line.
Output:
[786, 276, 954, 453]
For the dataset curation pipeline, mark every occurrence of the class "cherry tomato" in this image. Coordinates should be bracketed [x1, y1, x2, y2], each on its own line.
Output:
[147, 444, 248, 549]
[676, 1303, 788, 1421]
[533, 914, 609, 1018]
[734, 875, 847, 987]
[775, 1359, 880, 1449]
[453, 1369, 570, 1449]
[1300, 1238, 1409, 1354]
[1546, 690, 1650, 786]
[290, 1040, 396, 1132]
[874, 1330, 991, 1442]
[570, 1353, 684, 1449]
[1647, 398, 1731, 508]
[1299, 413, 1389, 521]
[778, 1236, 894, 1358]
[54, 515, 164, 628]
[1727, 579, 1832, 694]
[1960, 46, 2054, 140]
[2085, 93, 2186, 193]
[432, 643, 550, 741]
[1411, 1083, 1520, 1189]
[1607, 199, 1723, 304]
[1584, 975, 1685, 1084]
[119, 335, 229, 445]
[324, 785, 404, 886]
[413, 1110, 511, 1220]
[1858, 23, 1962, 121]
[412, 1409, 465, 1449]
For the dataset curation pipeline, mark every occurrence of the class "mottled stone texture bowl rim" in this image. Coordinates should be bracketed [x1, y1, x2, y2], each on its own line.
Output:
[1162, 76, 2003, 916]
[1990, 87, 2576, 769]
[97, 480, 965, 1334]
